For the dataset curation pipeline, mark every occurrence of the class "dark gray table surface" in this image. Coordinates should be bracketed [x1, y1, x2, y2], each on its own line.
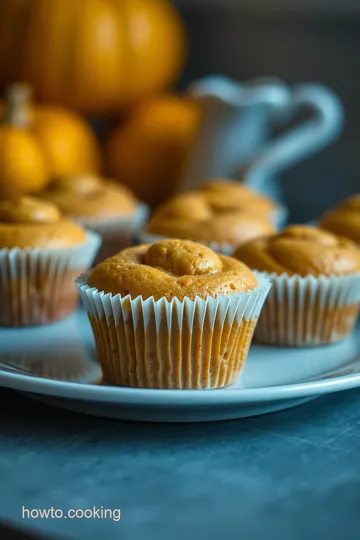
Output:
[1, 387, 360, 539]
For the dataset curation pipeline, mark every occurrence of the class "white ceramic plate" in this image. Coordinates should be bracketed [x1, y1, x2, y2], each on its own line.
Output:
[0, 308, 360, 422]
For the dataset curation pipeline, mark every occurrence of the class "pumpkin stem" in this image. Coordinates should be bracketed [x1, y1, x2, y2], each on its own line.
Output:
[4, 83, 32, 127]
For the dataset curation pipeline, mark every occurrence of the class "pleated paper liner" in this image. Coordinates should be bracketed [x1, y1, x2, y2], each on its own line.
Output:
[76, 273, 271, 390]
[253, 271, 360, 346]
[0, 231, 101, 327]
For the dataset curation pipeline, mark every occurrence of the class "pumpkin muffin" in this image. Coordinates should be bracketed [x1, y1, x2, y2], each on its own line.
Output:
[319, 194, 360, 245]
[76, 239, 271, 389]
[234, 225, 360, 346]
[200, 179, 282, 222]
[0, 196, 100, 326]
[40, 173, 148, 262]
[142, 181, 278, 254]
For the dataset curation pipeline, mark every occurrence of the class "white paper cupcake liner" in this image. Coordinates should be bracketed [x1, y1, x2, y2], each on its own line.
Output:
[78, 203, 149, 263]
[76, 273, 271, 389]
[137, 231, 235, 255]
[0, 231, 101, 327]
[254, 271, 360, 347]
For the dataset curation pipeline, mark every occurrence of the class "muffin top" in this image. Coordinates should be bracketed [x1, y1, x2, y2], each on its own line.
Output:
[40, 173, 137, 220]
[319, 194, 360, 244]
[200, 179, 277, 215]
[0, 196, 86, 249]
[88, 238, 258, 301]
[146, 184, 276, 246]
[234, 225, 360, 277]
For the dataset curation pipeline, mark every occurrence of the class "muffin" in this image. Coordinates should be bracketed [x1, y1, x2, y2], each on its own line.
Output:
[319, 194, 360, 244]
[200, 179, 284, 225]
[0, 196, 100, 326]
[76, 239, 271, 389]
[40, 173, 149, 262]
[234, 225, 360, 346]
[142, 181, 278, 254]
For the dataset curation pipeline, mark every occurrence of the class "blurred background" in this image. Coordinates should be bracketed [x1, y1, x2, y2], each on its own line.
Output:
[174, 0, 359, 221]
[0, 0, 358, 223]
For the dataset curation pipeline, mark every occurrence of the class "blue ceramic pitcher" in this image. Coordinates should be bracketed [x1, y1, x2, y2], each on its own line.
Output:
[182, 76, 344, 207]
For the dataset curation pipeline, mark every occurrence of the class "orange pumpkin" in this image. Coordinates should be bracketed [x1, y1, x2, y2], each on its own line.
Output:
[0, 84, 101, 198]
[0, 0, 186, 114]
[106, 95, 200, 208]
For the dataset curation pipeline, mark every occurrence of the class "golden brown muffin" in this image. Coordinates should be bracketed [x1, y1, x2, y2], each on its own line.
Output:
[88, 238, 258, 301]
[234, 225, 360, 346]
[40, 173, 137, 220]
[146, 190, 275, 248]
[200, 179, 277, 216]
[79, 239, 270, 389]
[319, 194, 360, 244]
[234, 225, 360, 277]
[0, 196, 86, 249]
[40, 173, 147, 264]
[0, 196, 99, 326]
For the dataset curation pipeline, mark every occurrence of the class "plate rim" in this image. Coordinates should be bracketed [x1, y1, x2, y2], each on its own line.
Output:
[1, 366, 360, 406]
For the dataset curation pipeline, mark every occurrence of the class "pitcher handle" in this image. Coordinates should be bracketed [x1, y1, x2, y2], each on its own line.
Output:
[243, 84, 344, 191]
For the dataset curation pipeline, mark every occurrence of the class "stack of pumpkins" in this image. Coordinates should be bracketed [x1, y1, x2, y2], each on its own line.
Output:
[0, 0, 199, 207]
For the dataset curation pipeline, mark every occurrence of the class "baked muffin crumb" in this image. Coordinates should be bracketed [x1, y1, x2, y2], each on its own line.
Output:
[0, 196, 86, 249]
[234, 225, 360, 277]
[88, 238, 258, 300]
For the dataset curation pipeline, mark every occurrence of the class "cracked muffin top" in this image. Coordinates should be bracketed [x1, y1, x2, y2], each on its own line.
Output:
[40, 173, 137, 220]
[234, 225, 360, 277]
[145, 179, 277, 247]
[0, 196, 86, 249]
[88, 238, 258, 300]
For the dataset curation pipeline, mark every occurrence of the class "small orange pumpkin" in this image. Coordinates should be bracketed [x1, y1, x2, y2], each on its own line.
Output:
[106, 95, 200, 208]
[0, 0, 186, 114]
[0, 84, 102, 198]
